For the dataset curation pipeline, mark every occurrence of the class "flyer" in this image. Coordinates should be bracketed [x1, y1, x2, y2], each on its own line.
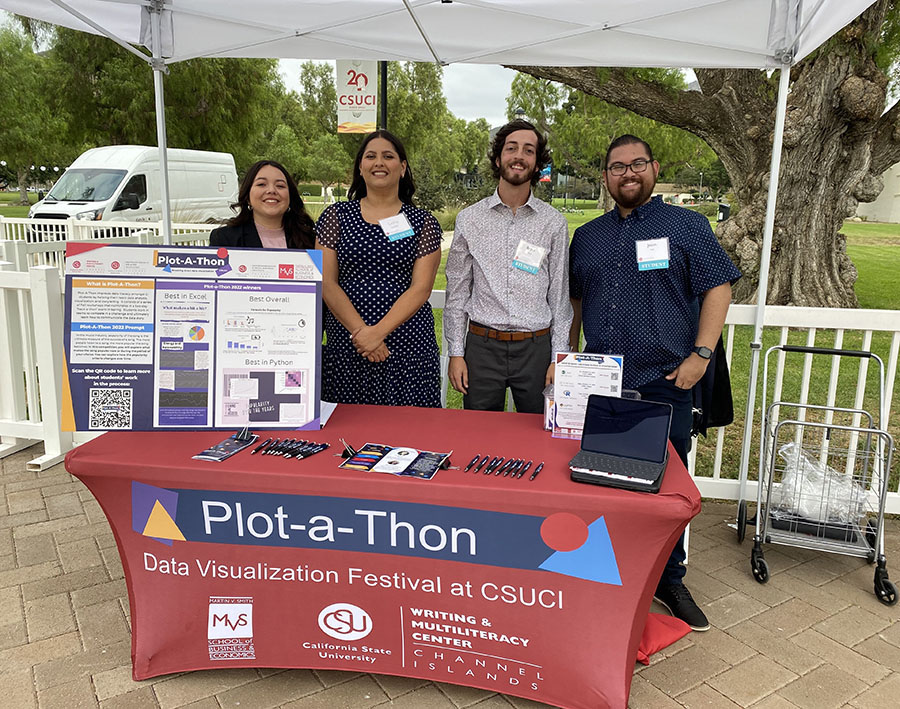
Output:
[339, 443, 450, 480]
[551, 352, 624, 439]
[62, 243, 323, 431]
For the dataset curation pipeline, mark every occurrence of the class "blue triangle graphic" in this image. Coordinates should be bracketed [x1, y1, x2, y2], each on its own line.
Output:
[163, 265, 172, 272]
[538, 517, 622, 586]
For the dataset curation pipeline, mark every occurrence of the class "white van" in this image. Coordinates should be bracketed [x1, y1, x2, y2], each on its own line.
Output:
[28, 145, 238, 224]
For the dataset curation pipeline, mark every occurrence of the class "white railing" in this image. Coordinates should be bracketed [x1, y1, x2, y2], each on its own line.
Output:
[2, 230, 899, 511]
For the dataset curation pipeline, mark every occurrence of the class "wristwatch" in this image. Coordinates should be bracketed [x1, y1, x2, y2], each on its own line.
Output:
[692, 345, 713, 360]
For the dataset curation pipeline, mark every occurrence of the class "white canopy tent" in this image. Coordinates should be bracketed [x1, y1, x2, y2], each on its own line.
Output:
[0, 0, 880, 499]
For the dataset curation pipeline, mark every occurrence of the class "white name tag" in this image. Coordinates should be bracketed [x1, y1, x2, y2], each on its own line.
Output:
[379, 213, 415, 242]
[512, 239, 547, 274]
[636, 237, 670, 271]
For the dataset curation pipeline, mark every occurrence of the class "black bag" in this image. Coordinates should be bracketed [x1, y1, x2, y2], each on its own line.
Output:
[691, 335, 733, 437]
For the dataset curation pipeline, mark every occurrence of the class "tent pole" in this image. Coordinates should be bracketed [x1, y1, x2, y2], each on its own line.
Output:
[735, 63, 791, 515]
[149, 2, 173, 246]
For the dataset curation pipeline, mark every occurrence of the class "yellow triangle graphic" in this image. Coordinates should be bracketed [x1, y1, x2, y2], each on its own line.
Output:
[142, 499, 186, 541]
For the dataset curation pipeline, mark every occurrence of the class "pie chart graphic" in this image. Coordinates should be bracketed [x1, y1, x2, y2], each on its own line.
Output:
[188, 326, 205, 341]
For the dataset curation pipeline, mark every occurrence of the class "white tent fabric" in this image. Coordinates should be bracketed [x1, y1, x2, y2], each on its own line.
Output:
[0, 1, 874, 69]
[0, 0, 880, 510]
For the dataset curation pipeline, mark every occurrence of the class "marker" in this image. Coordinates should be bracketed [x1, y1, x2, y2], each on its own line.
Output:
[529, 462, 545, 481]
[250, 438, 272, 455]
[464, 454, 480, 472]
[518, 460, 532, 479]
[473, 455, 490, 473]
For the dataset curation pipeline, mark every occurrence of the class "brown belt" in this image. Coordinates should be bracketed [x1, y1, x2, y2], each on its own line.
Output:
[469, 322, 551, 341]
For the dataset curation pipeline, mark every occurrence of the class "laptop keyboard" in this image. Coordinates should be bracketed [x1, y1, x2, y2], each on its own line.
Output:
[573, 451, 660, 479]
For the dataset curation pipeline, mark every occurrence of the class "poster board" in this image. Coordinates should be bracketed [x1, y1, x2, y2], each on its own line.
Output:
[62, 243, 323, 431]
[551, 352, 623, 439]
[336, 59, 377, 133]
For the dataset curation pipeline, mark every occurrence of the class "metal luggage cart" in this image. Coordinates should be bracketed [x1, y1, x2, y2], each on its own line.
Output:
[736, 345, 897, 605]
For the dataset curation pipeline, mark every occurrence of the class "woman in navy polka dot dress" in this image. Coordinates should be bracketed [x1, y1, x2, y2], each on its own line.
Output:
[316, 130, 442, 407]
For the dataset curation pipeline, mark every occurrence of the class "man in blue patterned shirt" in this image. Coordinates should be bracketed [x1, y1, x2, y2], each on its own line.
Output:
[569, 135, 741, 631]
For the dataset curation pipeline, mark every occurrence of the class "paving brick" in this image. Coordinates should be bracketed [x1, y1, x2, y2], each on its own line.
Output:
[99, 687, 159, 709]
[58, 538, 103, 574]
[751, 598, 829, 637]
[0, 667, 37, 709]
[777, 663, 866, 709]
[0, 509, 48, 530]
[466, 695, 517, 708]
[92, 664, 143, 701]
[771, 573, 852, 614]
[852, 635, 900, 673]
[0, 552, 15, 571]
[0, 631, 82, 671]
[434, 679, 496, 707]
[690, 545, 746, 574]
[504, 695, 556, 709]
[0, 561, 61, 590]
[0, 620, 28, 651]
[726, 620, 821, 675]
[312, 668, 364, 687]
[281, 675, 387, 709]
[153, 668, 260, 709]
[75, 598, 129, 649]
[848, 671, 900, 708]
[215, 669, 320, 708]
[370, 672, 430, 699]
[625, 674, 682, 708]
[33, 640, 131, 691]
[99, 546, 124, 580]
[0, 527, 14, 556]
[706, 655, 796, 706]
[812, 604, 890, 647]
[639, 644, 729, 697]
[370, 684, 457, 708]
[749, 695, 802, 708]
[812, 576, 899, 620]
[40, 480, 85, 498]
[0, 584, 23, 623]
[46, 492, 86, 519]
[703, 590, 768, 630]
[676, 683, 742, 708]
[678, 567, 735, 601]
[7, 488, 45, 514]
[70, 579, 127, 609]
[14, 533, 58, 567]
[714, 564, 793, 607]
[22, 564, 109, 601]
[877, 618, 900, 648]
[791, 629, 888, 684]
[14, 515, 87, 540]
[36, 676, 99, 709]
[25, 592, 76, 641]
[55, 521, 117, 544]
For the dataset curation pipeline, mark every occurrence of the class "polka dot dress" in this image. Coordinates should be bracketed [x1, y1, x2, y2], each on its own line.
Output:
[317, 201, 442, 407]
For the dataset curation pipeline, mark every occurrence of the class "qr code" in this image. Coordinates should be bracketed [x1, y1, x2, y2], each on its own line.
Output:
[89, 388, 133, 430]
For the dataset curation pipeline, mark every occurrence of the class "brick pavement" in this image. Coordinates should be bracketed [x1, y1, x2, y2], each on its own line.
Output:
[2, 444, 898, 708]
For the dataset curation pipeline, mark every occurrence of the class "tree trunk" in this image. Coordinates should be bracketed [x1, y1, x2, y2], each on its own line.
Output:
[512, 2, 897, 307]
[17, 167, 29, 206]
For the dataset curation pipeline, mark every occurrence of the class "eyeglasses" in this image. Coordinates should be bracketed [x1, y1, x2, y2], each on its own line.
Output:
[606, 159, 650, 177]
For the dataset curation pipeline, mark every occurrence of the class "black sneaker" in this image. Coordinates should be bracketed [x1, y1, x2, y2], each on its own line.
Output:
[653, 583, 710, 631]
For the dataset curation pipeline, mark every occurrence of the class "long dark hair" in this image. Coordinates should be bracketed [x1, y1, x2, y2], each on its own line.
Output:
[228, 160, 315, 249]
[348, 130, 416, 204]
[489, 119, 550, 187]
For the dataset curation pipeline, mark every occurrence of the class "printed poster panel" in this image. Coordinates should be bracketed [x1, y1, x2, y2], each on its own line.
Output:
[552, 352, 624, 439]
[62, 243, 323, 431]
[336, 59, 377, 133]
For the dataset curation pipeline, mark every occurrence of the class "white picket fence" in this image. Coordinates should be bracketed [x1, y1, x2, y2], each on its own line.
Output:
[2, 219, 899, 516]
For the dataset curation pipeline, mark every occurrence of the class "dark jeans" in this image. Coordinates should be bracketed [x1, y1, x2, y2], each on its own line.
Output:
[637, 376, 693, 587]
[463, 330, 550, 414]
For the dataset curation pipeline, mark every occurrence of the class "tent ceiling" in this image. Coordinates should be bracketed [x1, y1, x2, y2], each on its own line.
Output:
[0, 0, 877, 69]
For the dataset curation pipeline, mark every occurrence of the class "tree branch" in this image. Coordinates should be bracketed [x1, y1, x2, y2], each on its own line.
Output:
[871, 99, 900, 174]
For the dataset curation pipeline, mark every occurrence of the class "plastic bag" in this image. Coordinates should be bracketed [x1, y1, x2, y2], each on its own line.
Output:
[772, 442, 866, 524]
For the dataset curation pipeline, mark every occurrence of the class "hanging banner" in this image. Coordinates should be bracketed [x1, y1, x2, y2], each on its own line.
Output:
[336, 59, 378, 133]
[61, 243, 323, 431]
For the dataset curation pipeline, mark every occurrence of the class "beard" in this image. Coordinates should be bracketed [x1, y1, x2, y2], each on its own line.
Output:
[609, 178, 654, 210]
[500, 161, 536, 186]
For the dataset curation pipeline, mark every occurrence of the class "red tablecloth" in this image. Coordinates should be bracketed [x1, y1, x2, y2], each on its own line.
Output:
[65, 405, 700, 709]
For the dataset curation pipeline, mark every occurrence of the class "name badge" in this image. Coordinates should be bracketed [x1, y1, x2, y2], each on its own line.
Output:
[379, 213, 415, 242]
[636, 237, 670, 271]
[512, 239, 547, 274]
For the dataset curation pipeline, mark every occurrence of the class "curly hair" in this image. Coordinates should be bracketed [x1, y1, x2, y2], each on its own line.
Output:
[488, 119, 550, 187]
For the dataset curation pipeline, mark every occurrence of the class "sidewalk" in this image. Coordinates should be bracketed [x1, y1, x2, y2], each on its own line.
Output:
[2, 443, 899, 708]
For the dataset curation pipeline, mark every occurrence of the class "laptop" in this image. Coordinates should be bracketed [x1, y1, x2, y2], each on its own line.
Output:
[569, 394, 673, 493]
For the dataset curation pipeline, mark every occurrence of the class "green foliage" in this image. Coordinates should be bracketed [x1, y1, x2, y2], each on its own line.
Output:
[304, 133, 352, 191]
[296, 184, 323, 196]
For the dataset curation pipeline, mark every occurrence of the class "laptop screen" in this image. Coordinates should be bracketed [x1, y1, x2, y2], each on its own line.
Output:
[580, 395, 671, 464]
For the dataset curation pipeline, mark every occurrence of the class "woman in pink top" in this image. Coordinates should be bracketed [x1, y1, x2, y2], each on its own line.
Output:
[210, 160, 315, 250]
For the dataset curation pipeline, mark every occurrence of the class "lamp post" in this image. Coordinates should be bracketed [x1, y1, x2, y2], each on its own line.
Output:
[699, 171, 704, 200]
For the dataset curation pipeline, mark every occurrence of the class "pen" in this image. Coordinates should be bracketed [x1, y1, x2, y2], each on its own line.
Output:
[250, 438, 271, 455]
[291, 441, 317, 458]
[485, 456, 504, 474]
[496, 458, 514, 476]
[529, 462, 545, 481]
[283, 440, 308, 458]
[263, 438, 280, 455]
[464, 454, 480, 472]
[299, 442, 329, 459]
[506, 459, 522, 477]
[272, 438, 293, 455]
[518, 460, 532, 479]
[473, 455, 490, 473]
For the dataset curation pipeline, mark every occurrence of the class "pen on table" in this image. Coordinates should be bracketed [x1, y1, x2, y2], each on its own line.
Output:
[282, 440, 307, 458]
[505, 459, 522, 477]
[473, 455, 490, 473]
[262, 438, 280, 455]
[271, 438, 293, 455]
[485, 456, 503, 474]
[518, 460, 532, 479]
[496, 458, 514, 476]
[299, 442, 329, 459]
[250, 438, 272, 455]
[290, 441, 316, 458]
[464, 454, 480, 472]
[529, 462, 545, 481]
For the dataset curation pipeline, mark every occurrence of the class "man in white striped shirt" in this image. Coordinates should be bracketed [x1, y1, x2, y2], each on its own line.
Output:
[445, 120, 572, 412]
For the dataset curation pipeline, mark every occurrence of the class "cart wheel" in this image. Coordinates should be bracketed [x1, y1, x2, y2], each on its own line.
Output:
[751, 548, 769, 584]
[875, 578, 898, 606]
[737, 500, 748, 544]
